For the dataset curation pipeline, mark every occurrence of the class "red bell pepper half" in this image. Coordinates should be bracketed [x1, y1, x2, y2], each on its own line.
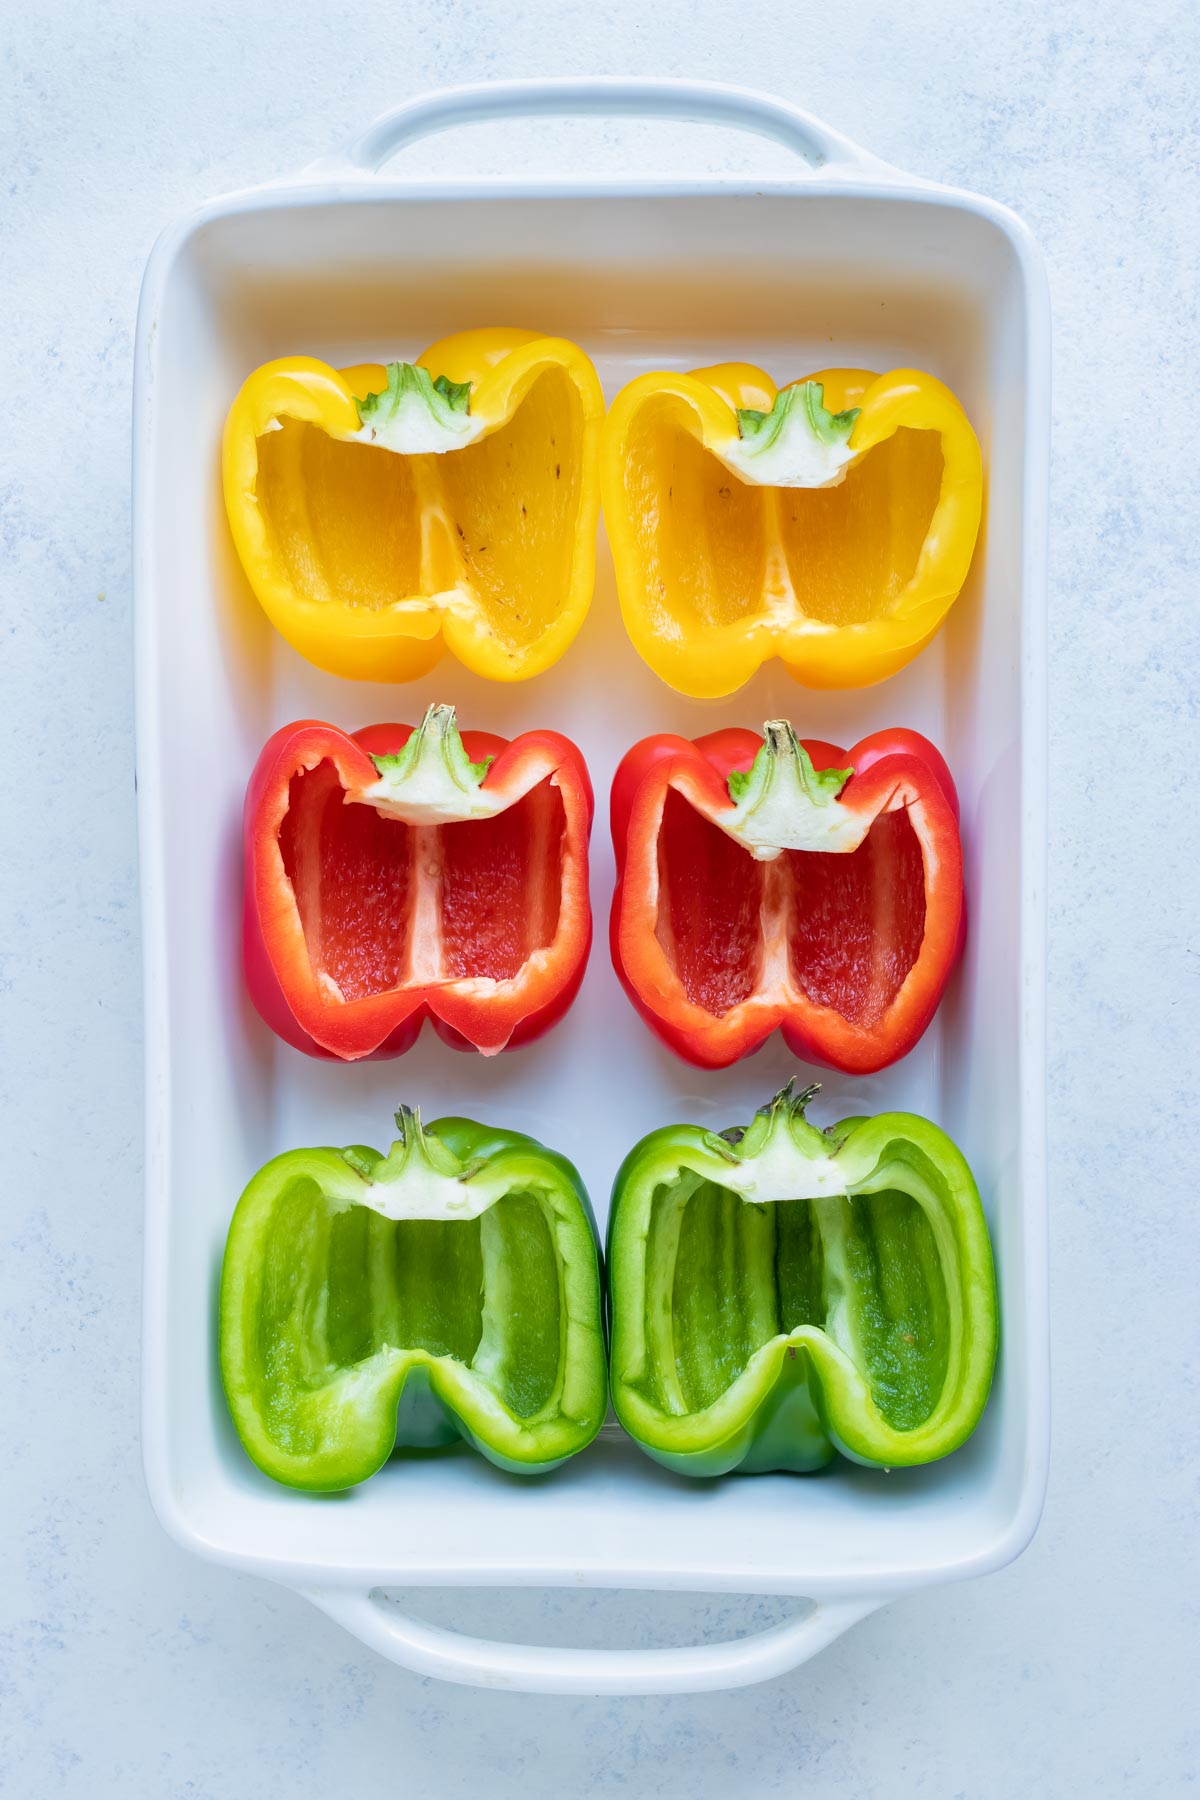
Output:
[245, 704, 593, 1060]
[610, 721, 964, 1073]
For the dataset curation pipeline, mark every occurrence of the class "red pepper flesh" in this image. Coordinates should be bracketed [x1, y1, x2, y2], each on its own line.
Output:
[610, 722, 964, 1073]
[245, 705, 593, 1060]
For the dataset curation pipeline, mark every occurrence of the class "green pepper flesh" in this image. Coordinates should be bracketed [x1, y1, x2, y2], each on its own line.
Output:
[607, 1084, 997, 1476]
[220, 1110, 608, 1489]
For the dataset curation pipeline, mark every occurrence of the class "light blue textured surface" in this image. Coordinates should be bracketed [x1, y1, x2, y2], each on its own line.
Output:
[1, 2, 1197, 1793]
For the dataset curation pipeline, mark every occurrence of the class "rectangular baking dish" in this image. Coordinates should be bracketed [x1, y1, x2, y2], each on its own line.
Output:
[134, 78, 1050, 1695]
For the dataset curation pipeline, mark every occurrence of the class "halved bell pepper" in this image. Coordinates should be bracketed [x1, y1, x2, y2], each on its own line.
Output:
[220, 1106, 608, 1488]
[611, 720, 963, 1072]
[602, 364, 983, 696]
[245, 703, 592, 1059]
[223, 329, 605, 682]
[607, 1082, 996, 1475]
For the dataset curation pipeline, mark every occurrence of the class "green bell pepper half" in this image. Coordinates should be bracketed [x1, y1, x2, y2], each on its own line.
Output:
[607, 1082, 997, 1476]
[220, 1107, 607, 1489]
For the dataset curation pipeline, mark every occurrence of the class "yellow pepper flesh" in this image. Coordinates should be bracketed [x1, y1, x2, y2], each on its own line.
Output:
[601, 363, 983, 697]
[223, 328, 605, 683]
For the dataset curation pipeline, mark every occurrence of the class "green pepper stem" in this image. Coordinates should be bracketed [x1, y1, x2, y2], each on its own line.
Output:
[733, 1079, 830, 1164]
[370, 704, 494, 794]
[720, 381, 861, 489]
[721, 724, 858, 860]
[354, 361, 477, 454]
[728, 723, 852, 811]
[373, 1104, 466, 1185]
[356, 704, 501, 827]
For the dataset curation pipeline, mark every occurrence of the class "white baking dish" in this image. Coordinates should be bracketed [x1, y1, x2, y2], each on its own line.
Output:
[134, 78, 1050, 1696]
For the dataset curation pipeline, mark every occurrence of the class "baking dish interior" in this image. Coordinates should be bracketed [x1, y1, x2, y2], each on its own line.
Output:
[140, 187, 1042, 1592]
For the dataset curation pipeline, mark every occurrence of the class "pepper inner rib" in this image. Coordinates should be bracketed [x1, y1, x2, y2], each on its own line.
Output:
[254, 367, 582, 651]
[259, 1177, 567, 1454]
[279, 762, 564, 1000]
[654, 787, 927, 1024]
[626, 400, 943, 633]
[644, 1177, 951, 1431]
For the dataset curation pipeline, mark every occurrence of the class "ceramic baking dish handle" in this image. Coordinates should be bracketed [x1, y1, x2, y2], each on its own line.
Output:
[307, 77, 892, 181]
[299, 1587, 884, 1695]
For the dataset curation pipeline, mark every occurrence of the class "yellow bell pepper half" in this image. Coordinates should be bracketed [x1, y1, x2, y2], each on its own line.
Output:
[601, 364, 983, 697]
[222, 329, 605, 683]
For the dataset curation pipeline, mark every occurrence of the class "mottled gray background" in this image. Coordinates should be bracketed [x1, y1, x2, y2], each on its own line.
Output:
[2, 2, 1197, 1794]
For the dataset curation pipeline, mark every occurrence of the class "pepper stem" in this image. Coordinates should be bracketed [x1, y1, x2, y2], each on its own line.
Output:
[758, 1077, 822, 1123]
[708, 1079, 846, 1203]
[720, 380, 861, 489]
[370, 703, 494, 795]
[736, 381, 860, 452]
[728, 723, 852, 811]
[720, 724, 857, 861]
[355, 362, 475, 451]
[336, 1106, 495, 1221]
[354, 704, 503, 831]
[393, 1103, 426, 1148]
[729, 1079, 831, 1163]
[370, 1103, 466, 1184]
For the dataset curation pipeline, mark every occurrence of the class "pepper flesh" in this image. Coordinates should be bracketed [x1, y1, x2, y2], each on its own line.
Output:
[602, 363, 983, 696]
[607, 1083, 997, 1475]
[220, 1108, 608, 1489]
[223, 329, 605, 682]
[245, 704, 593, 1060]
[610, 721, 963, 1072]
